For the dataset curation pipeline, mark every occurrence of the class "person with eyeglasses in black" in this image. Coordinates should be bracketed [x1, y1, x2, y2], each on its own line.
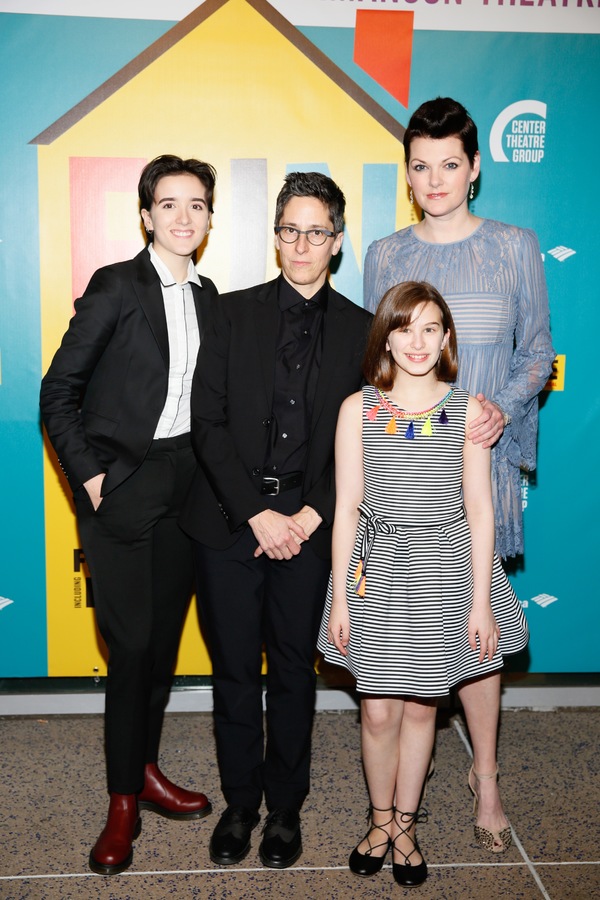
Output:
[181, 171, 372, 869]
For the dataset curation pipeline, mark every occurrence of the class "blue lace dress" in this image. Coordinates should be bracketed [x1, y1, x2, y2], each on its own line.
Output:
[363, 219, 555, 558]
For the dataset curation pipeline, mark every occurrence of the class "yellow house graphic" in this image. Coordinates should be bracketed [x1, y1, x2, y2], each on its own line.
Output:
[35, 0, 413, 676]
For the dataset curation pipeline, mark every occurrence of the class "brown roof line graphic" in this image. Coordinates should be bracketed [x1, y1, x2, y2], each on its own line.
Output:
[30, 0, 405, 145]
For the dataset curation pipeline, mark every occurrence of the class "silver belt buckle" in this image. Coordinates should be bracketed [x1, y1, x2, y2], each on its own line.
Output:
[263, 476, 280, 495]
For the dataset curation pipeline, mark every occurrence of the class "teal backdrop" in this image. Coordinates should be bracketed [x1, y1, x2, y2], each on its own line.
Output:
[0, 3, 597, 676]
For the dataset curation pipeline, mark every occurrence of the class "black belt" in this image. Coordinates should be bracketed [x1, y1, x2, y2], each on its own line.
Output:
[260, 471, 303, 495]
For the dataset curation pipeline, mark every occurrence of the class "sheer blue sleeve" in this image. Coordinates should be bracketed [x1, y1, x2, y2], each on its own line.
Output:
[493, 228, 555, 470]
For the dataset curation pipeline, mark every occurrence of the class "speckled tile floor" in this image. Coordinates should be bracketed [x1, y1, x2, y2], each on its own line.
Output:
[0, 708, 598, 900]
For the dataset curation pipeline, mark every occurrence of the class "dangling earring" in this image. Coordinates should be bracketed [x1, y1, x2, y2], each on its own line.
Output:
[469, 182, 474, 201]
[409, 189, 414, 205]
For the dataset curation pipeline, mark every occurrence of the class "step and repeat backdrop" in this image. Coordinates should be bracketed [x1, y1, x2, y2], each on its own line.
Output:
[0, 0, 597, 678]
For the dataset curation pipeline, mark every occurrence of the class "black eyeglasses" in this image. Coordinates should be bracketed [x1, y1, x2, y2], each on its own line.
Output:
[275, 226, 337, 246]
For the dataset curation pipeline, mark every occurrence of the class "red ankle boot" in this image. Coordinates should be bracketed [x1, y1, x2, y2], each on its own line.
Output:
[89, 793, 141, 875]
[138, 763, 212, 820]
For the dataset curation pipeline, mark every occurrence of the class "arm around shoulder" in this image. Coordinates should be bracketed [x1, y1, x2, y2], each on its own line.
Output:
[190, 292, 271, 529]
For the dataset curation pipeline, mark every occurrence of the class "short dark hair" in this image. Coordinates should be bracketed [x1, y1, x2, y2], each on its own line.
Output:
[404, 97, 479, 165]
[138, 154, 217, 215]
[363, 281, 458, 389]
[274, 172, 345, 234]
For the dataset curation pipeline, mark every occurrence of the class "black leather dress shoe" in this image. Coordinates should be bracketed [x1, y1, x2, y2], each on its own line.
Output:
[259, 808, 302, 868]
[209, 806, 260, 865]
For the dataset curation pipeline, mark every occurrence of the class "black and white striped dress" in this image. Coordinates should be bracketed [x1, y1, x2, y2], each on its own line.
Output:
[317, 385, 528, 697]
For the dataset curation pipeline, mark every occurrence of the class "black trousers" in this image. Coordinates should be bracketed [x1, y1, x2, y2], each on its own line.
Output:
[75, 436, 195, 794]
[193, 489, 330, 812]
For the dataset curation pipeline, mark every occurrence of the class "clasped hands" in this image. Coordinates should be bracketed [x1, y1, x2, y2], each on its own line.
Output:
[249, 505, 322, 560]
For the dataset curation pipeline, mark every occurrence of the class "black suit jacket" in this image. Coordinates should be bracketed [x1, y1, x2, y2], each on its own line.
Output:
[40, 248, 218, 496]
[180, 275, 372, 559]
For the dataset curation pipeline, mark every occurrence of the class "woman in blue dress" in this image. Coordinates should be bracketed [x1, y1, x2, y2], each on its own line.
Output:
[363, 97, 554, 855]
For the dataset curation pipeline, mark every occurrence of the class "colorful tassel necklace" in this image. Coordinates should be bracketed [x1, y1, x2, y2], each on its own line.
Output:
[366, 387, 453, 439]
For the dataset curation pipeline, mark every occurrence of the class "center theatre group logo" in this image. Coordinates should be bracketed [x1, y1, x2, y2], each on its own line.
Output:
[489, 100, 546, 164]
[73, 549, 94, 608]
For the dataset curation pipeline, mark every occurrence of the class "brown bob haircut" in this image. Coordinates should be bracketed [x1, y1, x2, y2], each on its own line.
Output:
[363, 281, 458, 390]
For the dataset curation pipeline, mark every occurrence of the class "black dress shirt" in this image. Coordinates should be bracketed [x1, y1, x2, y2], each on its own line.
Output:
[263, 278, 327, 476]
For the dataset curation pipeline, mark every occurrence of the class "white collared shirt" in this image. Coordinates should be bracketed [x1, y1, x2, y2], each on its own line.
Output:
[148, 245, 202, 438]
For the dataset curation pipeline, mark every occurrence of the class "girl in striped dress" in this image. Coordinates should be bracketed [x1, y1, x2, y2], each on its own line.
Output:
[317, 281, 528, 888]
